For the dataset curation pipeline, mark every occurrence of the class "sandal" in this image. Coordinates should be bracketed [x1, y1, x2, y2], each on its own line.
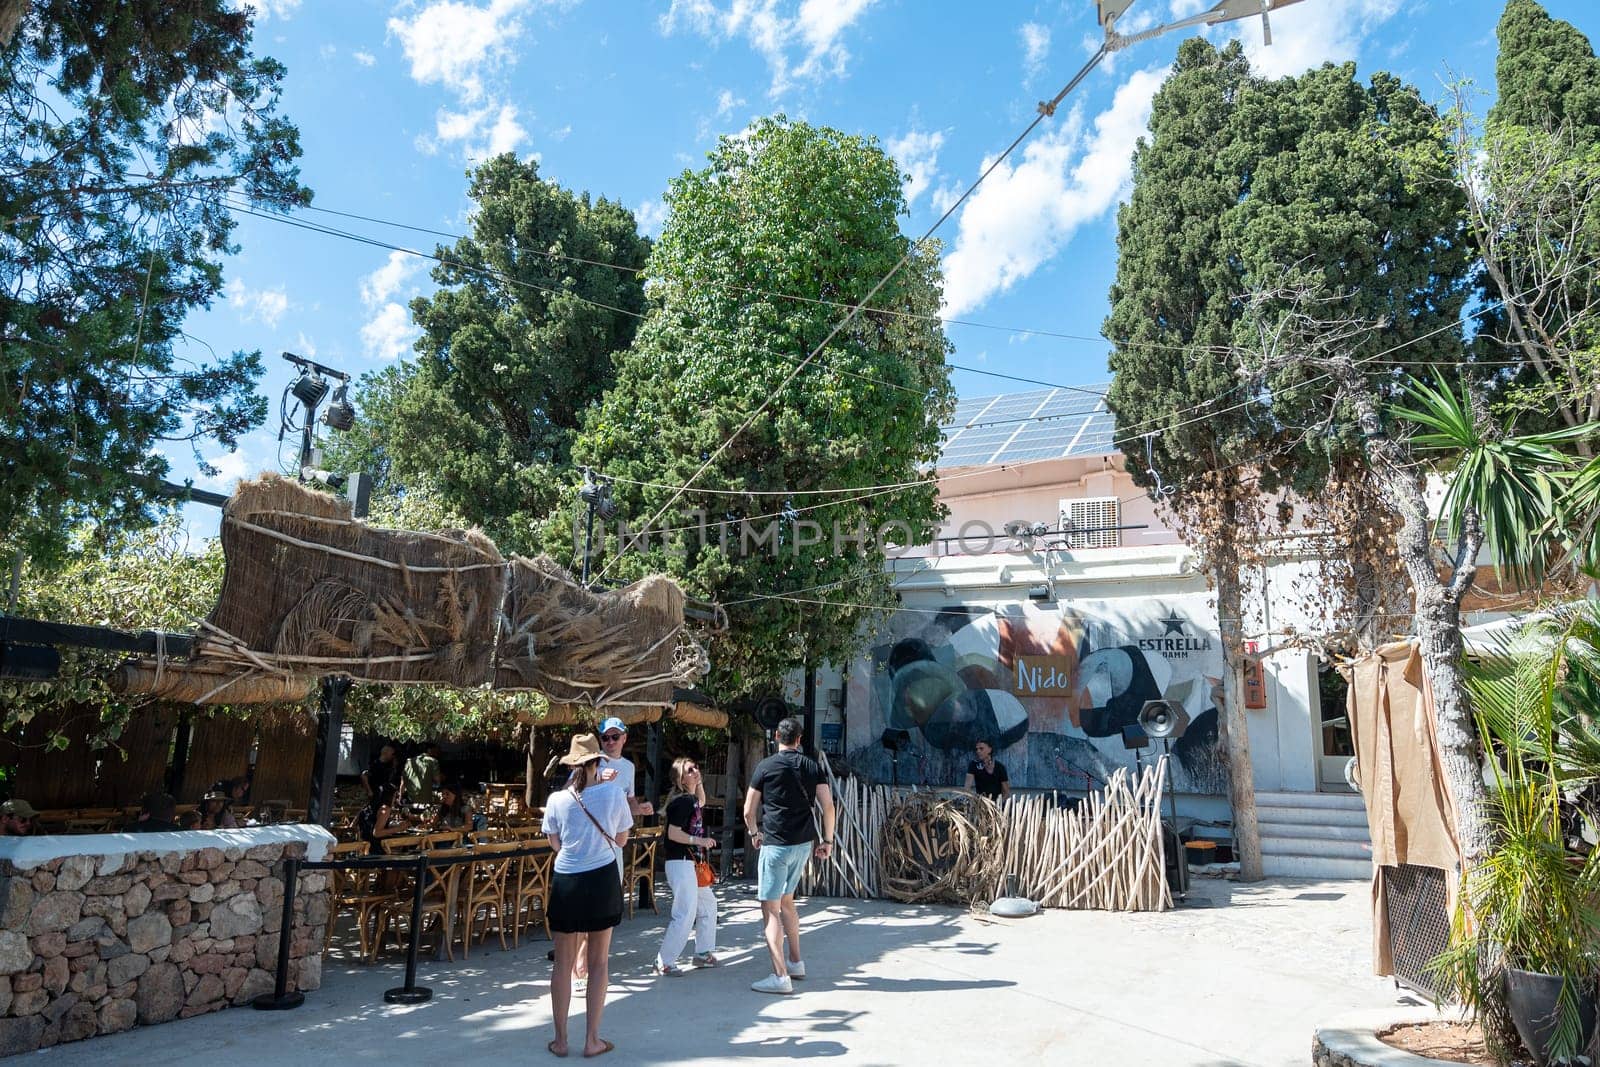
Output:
[547, 1038, 569, 1058]
[654, 962, 685, 976]
[693, 953, 718, 967]
[584, 1039, 615, 1058]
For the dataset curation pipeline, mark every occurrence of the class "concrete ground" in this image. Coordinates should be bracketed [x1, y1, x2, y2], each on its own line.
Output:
[34, 876, 1424, 1066]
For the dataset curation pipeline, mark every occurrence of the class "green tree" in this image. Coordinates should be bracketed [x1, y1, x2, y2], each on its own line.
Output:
[572, 116, 954, 700]
[382, 155, 650, 551]
[1106, 41, 1473, 877]
[1450, 3, 1600, 440]
[1490, 0, 1600, 142]
[1, 1, 309, 559]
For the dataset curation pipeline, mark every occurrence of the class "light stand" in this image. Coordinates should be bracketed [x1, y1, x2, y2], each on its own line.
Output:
[578, 468, 617, 588]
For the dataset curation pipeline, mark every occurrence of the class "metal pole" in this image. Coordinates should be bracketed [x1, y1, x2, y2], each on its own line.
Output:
[252, 857, 305, 1010]
[308, 677, 348, 826]
[384, 853, 432, 1003]
[580, 496, 597, 587]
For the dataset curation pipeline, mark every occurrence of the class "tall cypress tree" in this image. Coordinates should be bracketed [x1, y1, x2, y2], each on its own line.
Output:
[1490, 0, 1600, 142]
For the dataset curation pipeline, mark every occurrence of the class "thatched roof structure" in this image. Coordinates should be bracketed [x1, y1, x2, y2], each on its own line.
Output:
[115, 474, 708, 710]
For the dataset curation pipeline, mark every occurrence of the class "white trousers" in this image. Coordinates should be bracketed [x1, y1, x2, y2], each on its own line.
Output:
[657, 859, 717, 966]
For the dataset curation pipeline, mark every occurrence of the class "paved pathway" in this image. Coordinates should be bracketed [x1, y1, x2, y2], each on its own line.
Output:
[35, 876, 1422, 1066]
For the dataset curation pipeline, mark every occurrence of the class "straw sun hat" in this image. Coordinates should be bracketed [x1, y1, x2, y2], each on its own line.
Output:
[559, 733, 605, 766]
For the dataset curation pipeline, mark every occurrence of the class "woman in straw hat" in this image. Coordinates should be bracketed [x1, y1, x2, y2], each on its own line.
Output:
[541, 733, 631, 1059]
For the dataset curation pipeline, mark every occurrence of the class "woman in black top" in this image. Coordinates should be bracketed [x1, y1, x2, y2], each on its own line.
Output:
[655, 756, 719, 975]
[964, 740, 1011, 800]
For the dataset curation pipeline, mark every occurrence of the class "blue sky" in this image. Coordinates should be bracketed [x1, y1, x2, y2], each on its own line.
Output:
[166, 0, 1597, 536]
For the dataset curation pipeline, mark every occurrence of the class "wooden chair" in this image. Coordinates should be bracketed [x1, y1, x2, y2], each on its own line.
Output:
[380, 834, 428, 855]
[625, 828, 662, 918]
[324, 841, 377, 953]
[374, 848, 467, 963]
[512, 841, 554, 946]
[470, 828, 515, 845]
[458, 841, 518, 956]
[65, 817, 115, 834]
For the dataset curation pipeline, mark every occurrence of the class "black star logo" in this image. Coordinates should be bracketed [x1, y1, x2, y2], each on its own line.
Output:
[1160, 614, 1187, 635]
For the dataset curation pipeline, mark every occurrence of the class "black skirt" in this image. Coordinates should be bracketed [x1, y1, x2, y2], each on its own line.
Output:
[548, 861, 623, 933]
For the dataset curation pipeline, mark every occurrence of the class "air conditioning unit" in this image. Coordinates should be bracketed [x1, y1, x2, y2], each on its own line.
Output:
[1060, 496, 1121, 549]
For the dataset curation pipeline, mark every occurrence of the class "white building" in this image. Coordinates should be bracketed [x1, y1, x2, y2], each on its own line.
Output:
[833, 386, 1374, 878]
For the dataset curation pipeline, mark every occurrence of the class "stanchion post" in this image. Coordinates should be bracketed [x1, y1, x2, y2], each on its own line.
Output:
[384, 852, 432, 1004]
[253, 857, 305, 1010]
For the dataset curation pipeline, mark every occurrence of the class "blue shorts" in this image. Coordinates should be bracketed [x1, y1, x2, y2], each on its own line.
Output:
[757, 841, 813, 901]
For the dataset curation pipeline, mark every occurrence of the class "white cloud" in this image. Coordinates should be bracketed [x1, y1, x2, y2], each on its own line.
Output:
[361, 250, 423, 308]
[659, 0, 880, 97]
[715, 88, 744, 118]
[361, 303, 421, 361]
[635, 198, 669, 237]
[353, 50, 377, 67]
[1020, 22, 1050, 79]
[197, 446, 260, 494]
[388, 0, 530, 102]
[294, 332, 318, 358]
[234, 0, 301, 21]
[550, 123, 573, 140]
[887, 128, 944, 206]
[225, 279, 290, 328]
[423, 101, 528, 158]
[939, 67, 1164, 317]
[1208, 0, 1402, 78]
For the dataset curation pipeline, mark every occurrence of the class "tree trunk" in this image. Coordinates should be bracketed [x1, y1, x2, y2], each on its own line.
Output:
[1213, 517, 1265, 882]
[0, 1, 27, 50]
[1342, 376, 1494, 868]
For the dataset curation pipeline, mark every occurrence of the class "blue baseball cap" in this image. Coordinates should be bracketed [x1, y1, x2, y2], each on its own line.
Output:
[598, 717, 627, 735]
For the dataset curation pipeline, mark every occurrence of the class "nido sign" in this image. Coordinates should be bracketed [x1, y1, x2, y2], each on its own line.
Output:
[1013, 655, 1076, 696]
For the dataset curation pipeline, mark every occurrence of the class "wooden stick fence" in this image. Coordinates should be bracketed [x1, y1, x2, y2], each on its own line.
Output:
[801, 754, 1171, 913]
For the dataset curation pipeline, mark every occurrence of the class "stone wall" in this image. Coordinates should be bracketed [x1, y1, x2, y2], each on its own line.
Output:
[0, 828, 332, 1056]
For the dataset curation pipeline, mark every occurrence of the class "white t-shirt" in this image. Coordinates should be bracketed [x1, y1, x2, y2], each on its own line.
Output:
[543, 780, 631, 875]
[601, 755, 635, 798]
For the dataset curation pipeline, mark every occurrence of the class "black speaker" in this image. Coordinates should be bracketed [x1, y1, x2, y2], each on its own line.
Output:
[1139, 699, 1191, 740]
[879, 728, 910, 752]
[1120, 722, 1149, 750]
[753, 696, 789, 730]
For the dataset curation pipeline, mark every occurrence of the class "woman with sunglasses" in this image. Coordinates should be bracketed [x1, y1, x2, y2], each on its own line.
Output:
[655, 757, 719, 975]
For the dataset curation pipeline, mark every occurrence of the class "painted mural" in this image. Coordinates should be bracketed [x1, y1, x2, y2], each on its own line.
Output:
[846, 595, 1230, 795]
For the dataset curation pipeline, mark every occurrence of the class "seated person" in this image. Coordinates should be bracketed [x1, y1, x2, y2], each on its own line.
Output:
[356, 782, 406, 846]
[431, 781, 473, 832]
[198, 791, 238, 830]
[128, 792, 183, 833]
[0, 799, 37, 836]
[178, 811, 202, 830]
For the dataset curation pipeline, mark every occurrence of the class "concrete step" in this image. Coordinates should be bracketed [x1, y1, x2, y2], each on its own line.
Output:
[1259, 821, 1371, 843]
[1255, 790, 1364, 810]
[1260, 834, 1373, 861]
[1261, 853, 1373, 881]
[1257, 804, 1370, 829]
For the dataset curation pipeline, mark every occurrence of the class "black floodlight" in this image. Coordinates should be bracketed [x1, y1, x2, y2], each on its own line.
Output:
[292, 370, 328, 409]
[879, 728, 910, 752]
[321, 381, 355, 431]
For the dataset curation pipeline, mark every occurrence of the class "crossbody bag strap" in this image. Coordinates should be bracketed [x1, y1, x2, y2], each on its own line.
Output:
[571, 789, 623, 850]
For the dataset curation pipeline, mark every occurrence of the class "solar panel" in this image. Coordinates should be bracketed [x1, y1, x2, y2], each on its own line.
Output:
[937, 385, 1119, 468]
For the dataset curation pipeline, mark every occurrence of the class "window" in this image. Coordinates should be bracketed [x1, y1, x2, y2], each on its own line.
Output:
[1061, 497, 1120, 549]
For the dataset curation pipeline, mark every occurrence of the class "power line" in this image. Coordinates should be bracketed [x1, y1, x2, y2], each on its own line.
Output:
[592, 43, 1113, 584]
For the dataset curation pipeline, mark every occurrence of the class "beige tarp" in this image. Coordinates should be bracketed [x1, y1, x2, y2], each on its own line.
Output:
[1345, 640, 1462, 975]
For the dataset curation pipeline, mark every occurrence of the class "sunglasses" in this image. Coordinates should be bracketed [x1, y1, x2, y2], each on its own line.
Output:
[601, 732, 626, 741]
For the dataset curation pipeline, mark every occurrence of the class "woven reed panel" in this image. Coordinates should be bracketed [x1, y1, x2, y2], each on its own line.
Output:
[180, 713, 254, 803]
[11, 705, 101, 809]
[250, 713, 315, 809]
[96, 703, 182, 807]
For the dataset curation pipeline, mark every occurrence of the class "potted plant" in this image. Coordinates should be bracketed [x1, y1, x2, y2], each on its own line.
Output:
[1432, 608, 1600, 1065]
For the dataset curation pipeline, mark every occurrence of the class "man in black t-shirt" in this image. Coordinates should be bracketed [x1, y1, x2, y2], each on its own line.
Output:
[743, 717, 835, 995]
[964, 739, 1010, 800]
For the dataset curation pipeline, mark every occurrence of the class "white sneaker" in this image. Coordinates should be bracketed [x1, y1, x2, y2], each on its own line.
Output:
[787, 959, 806, 980]
[750, 973, 793, 995]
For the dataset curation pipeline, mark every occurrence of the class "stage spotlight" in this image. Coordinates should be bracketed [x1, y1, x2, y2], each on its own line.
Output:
[322, 381, 355, 431]
[291, 370, 328, 409]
